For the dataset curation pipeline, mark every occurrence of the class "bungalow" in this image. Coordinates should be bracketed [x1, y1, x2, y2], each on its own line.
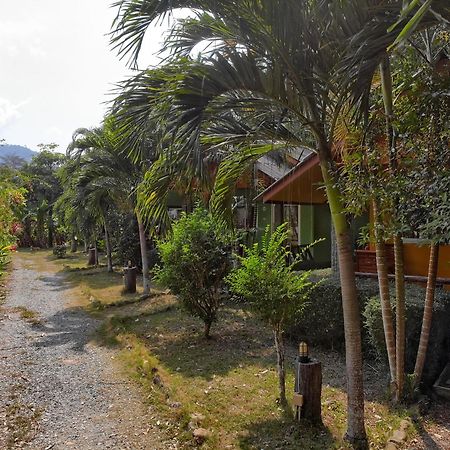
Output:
[255, 153, 450, 280]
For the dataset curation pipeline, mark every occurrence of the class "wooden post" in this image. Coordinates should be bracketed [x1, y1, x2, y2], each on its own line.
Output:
[123, 262, 137, 293]
[87, 248, 96, 265]
[294, 358, 322, 425]
[71, 237, 78, 253]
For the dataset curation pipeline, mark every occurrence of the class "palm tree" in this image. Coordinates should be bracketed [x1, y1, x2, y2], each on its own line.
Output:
[67, 122, 156, 292]
[54, 160, 97, 254]
[110, 1, 449, 444]
[383, 28, 449, 393]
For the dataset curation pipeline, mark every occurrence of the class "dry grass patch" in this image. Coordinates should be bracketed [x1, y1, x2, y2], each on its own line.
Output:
[4, 382, 42, 449]
[41, 250, 154, 309]
[11, 306, 41, 325]
[97, 296, 414, 449]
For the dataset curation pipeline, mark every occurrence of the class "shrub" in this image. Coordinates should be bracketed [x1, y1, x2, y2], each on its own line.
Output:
[0, 245, 11, 275]
[226, 224, 314, 404]
[52, 244, 67, 259]
[287, 274, 379, 350]
[155, 208, 231, 338]
[364, 287, 450, 387]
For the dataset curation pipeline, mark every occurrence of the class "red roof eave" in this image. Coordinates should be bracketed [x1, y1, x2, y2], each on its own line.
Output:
[254, 153, 320, 203]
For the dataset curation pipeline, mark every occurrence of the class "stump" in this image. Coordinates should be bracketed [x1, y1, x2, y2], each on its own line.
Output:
[294, 359, 322, 424]
[87, 248, 96, 265]
[123, 266, 137, 293]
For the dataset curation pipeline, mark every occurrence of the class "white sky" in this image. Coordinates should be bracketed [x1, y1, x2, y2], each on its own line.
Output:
[0, 1, 169, 152]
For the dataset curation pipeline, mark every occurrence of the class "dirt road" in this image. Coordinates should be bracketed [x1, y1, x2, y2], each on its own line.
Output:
[0, 251, 173, 450]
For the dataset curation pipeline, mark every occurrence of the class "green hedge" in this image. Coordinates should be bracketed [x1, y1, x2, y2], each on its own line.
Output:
[287, 273, 379, 350]
[364, 287, 450, 387]
[287, 273, 450, 387]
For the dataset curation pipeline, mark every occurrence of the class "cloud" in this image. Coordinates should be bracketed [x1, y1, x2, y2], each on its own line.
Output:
[0, 18, 47, 60]
[0, 98, 29, 127]
[42, 126, 65, 149]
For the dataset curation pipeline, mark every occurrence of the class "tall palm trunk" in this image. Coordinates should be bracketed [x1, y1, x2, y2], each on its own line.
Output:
[319, 151, 367, 447]
[273, 327, 286, 406]
[380, 54, 404, 397]
[104, 223, 113, 273]
[414, 243, 440, 387]
[372, 200, 397, 384]
[70, 232, 78, 252]
[137, 212, 150, 295]
[331, 222, 339, 275]
[393, 234, 406, 400]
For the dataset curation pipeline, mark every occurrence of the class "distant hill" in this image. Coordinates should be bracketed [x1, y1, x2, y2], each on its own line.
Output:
[0, 145, 37, 164]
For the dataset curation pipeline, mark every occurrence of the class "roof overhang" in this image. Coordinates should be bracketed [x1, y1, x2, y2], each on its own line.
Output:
[254, 153, 327, 205]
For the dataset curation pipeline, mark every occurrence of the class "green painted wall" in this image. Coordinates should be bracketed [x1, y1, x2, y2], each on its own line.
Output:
[350, 213, 370, 250]
[256, 203, 272, 242]
[312, 204, 331, 267]
[299, 205, 314, 245]
[167, 191, 183, 207]
[255, 201, 367, 269]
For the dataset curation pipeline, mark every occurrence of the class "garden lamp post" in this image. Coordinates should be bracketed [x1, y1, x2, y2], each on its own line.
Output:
[294, 341, 322, 425]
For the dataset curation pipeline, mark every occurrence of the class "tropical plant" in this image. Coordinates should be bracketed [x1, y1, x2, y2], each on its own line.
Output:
[63, 120, 157, 292]
[155, 208, 231, 338]
[110, 1, 448, 444]
[338, 30, 449, 397]
[22, 146, 65, 247]
[226, 223, 313, 405]
[0, 166, 26, 273]
[52, 244, 67, 259]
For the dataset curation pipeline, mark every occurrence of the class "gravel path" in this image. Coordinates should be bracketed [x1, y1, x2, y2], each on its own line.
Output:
[0, 252, 175, 450]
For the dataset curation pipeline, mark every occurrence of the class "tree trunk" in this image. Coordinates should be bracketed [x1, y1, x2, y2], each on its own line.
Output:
[137, 212, 150, 295]
[380, 53, 403, 398]
[380, 55, 395, 156]
[273, 328, 286, 405]
[204, 321, 212, 339]
[70, 233, 78, 253]
[319, 154, 367, 447]
[414, 243, 440, 387]
[104, 224, 113, 273]
[331, 222, 339, 276]
[372, 200, 397, 385]
[36, 214, 45, 247]
[393, 234, 406, 401]
[47, 207, 54, 248]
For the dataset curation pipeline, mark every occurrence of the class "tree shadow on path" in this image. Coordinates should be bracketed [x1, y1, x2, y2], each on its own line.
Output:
[33, 307, 98, 352]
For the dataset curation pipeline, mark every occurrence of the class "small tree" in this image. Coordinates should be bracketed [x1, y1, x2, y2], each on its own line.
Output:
[155, 208, 231, 338]
[226, 224, 314, 405]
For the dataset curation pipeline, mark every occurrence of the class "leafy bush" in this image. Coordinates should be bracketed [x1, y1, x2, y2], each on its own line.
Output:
[155, 208, 231, 338]
[0, 245, 11, 275]
[226, 224, 314, 404]
[52, 244, 67, 259]
[0, 170, 26, 273]
[364, 287, 450, 386]
[287, 274, 379, 350]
